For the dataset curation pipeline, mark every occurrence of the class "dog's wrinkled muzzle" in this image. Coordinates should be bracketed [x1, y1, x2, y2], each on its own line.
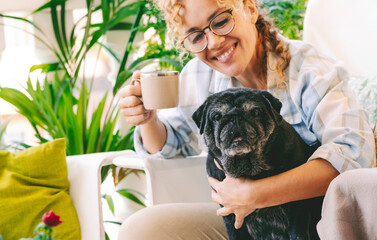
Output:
[219, 118, 257, 156]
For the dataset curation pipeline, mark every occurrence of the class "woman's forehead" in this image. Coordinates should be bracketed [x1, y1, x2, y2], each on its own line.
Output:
[179, 0, 224, 33]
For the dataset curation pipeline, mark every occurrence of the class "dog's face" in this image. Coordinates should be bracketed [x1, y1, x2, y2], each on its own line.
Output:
[192, 88, 283, 177]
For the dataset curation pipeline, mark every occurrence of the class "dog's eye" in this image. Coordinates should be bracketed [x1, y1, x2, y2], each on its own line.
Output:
[210, 112, 222, 122]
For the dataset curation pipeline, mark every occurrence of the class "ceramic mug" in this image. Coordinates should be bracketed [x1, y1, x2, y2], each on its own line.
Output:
[132, 71, 179, 109]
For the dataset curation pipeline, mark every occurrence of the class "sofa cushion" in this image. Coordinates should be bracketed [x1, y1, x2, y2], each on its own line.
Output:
[349, 76, 377, 126]
[0, 138, 81, 239]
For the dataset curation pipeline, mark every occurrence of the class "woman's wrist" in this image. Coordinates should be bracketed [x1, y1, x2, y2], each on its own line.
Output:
[244, 178, 268, 209]
[140, 114, 167, 154]
[244, 159, 339, 209]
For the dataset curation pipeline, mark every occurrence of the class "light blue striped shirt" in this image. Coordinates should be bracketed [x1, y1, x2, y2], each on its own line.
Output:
[134, 36, 375, 173]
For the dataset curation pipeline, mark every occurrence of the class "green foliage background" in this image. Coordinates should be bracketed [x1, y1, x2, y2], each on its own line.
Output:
[0, 0, 185, 155]
[260, 0, 307, 40]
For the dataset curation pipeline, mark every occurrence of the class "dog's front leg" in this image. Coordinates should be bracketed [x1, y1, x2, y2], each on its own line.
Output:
[206, 153, 226, 181]
[223, 214, 251, 240]
[206, 153, 251, 240]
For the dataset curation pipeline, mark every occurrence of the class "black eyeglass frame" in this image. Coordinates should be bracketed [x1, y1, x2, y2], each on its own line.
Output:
[181, 8, 235, 53]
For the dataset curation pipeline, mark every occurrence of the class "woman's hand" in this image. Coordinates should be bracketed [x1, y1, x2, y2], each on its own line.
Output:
[118, 71, 156, 126]
[208, 160, 257, 229]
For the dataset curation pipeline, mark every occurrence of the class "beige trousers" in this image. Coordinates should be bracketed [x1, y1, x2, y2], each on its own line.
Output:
[118, 202, 228, 240]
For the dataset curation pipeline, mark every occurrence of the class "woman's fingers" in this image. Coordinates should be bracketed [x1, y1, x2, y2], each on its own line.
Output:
[234, 215, 245, 229]
[209, 174, 257, 230]
[211, 189, 222, 204]
[214, 159, 224, 171]
[216, 206, 232, 216]
[120, 110, 150, 125]
[118, 84, 142, 100]
[118, 95, 143, 110]
[208, 176, 221, 192]
[132, 70, 141, 80]
[217, 205, 249, 229]
[117, 74, 154, 126]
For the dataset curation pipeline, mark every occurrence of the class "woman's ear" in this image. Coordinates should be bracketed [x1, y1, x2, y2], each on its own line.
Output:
[244, 0, 259, 23]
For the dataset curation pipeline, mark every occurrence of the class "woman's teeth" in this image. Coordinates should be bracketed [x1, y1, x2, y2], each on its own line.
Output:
[218, 45, 235, 61]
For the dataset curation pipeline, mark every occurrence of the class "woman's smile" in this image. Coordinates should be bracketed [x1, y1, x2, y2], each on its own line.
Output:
[215, 43, 237, 63]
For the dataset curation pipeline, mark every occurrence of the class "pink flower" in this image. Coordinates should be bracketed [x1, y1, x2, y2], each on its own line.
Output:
[42, 210, 62, 227]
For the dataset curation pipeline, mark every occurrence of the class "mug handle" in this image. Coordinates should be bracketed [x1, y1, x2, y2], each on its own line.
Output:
[131, 79, 140, 86]
[130, 78, 143, 103]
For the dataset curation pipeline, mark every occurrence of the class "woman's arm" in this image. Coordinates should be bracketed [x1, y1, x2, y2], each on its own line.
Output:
[118, 71, 167, 154]
[208, 158, 339, 229]
[140, 116, 167, 154]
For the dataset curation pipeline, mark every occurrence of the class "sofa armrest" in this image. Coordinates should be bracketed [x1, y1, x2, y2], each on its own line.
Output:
[66, 150, 134, 240]
[66, 150, 212, 239]
[113, 153, 212, 206]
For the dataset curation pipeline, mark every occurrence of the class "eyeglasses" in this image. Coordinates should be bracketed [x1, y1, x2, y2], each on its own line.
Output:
[182, 9, 235, 53]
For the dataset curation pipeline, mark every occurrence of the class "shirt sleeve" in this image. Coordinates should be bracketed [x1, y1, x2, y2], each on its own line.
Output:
[133, 107, 202, 158]
[293, 57, 375, 173]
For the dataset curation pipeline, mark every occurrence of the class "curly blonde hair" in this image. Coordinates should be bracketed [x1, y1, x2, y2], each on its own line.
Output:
[155, 0, 290, 89]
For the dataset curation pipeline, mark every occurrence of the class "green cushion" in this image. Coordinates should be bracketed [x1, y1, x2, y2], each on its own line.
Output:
[0, 139, 81, 239]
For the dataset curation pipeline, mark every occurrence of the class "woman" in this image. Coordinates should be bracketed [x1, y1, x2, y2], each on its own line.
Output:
[117, 0, 375, 239]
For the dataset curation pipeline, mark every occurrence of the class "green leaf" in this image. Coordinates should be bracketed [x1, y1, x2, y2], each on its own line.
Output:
[0, 115, 15, 144]
[86, 92, 108, 153]
[103, 194, 115, 215]
[60, 0, 69, 54]
[60, 85, 83, 155]
[96, 42, 120, 63]
[101, 2, 143, 33]
[104, 220, 122, 225]
[115, 4, 145, 82]
[25, 79, 65, 137]
[28, 0, 67, 15]
[101, 165, 112, 183]
[102, 108, 120, 152]
[114, 126, 135, 151]
[0, 14, 43, 33]
[113, 70, 132, 94]
[30, 63, 60, 73]
[77, 80, 89, 153]
[50, 0, 69, 64]
[116, 189, 146, 207]
[101, 0, 110, 23]
[108, 22, 133, 31]
[0, 88, 44, 127]
[73, 0, 95, 81]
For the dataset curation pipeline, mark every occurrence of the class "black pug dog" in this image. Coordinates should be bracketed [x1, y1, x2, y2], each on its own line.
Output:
[192, 88, 323, 240]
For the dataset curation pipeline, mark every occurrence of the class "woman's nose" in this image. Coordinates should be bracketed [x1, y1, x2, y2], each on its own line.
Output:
[206, 31, 226, 50]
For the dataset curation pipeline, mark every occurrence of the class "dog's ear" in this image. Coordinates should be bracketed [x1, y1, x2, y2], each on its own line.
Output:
[192, 101, 209, 135]
[260, 91, 283, 124]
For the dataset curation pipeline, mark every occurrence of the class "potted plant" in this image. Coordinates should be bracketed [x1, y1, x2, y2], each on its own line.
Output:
[0, 0, 187, 237]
